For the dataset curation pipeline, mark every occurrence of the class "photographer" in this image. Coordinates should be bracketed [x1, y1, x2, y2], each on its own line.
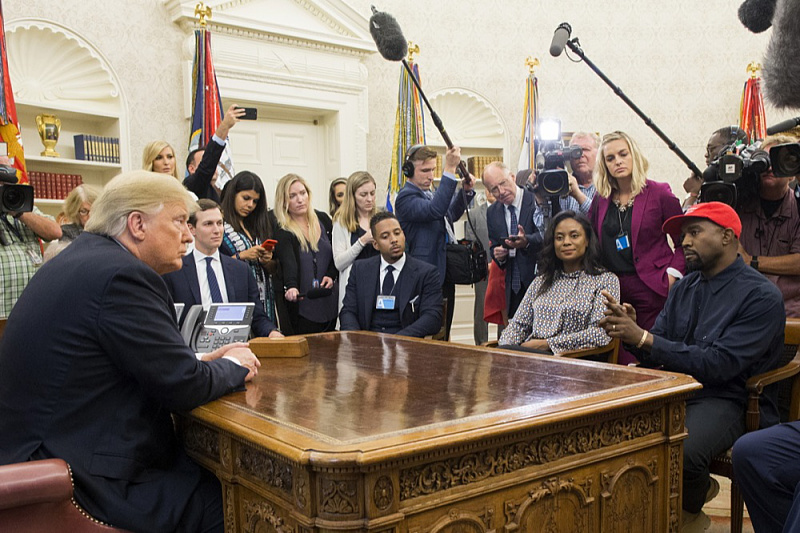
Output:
[561, 131, 600, 213]
[737, 134, 800, 317]
[683, 127, 749, 209]
[1, 156, 62, 318]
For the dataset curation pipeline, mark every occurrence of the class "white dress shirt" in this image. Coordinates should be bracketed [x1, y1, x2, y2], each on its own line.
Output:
[192, 250, 229, 309]
[379, 254, 407, 295]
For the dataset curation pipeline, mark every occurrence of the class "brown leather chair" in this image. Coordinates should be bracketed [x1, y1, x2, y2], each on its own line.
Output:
[483, 337, 620, 364]
[710, 317, 800, 533]
[0, 459, 128, 532]
[0, 318, 6, 340]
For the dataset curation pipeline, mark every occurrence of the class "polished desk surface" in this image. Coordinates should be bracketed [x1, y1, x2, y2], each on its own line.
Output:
[189, 332, 699, 466]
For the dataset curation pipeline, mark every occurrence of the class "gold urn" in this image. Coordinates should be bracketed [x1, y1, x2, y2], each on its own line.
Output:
[35, 113, 61, 157]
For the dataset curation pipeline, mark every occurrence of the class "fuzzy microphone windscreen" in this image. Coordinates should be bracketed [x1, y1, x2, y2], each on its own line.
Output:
[369, 10, 407, 61]
[763, 0, 800, 109]
[738, 0, 777, 33]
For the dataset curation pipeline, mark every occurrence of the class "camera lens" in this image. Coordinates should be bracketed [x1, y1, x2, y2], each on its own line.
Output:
[770, 143, 800, 178]
[1, 184, 33, 214]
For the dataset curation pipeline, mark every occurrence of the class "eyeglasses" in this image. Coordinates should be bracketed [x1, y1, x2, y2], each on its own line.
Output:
[79, 209, 91, 216]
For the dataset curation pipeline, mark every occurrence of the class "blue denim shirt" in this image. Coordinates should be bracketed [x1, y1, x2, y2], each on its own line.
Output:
[633, 256, 785, 427]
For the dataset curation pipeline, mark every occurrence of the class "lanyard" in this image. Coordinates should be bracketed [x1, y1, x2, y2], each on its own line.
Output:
[1, 215, 24, 243]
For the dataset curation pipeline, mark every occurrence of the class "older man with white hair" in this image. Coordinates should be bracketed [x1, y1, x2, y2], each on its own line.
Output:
[0, 171, 260, 532]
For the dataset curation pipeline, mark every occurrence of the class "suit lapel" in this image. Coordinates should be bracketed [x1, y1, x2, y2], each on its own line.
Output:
[220, 255, 238, 301]
[595, 197, 610, 246]
[184, 253, 202, 304]
[361, 258, 381, 327]
[631, 182, 649, 247]
[394, 258, 416, 314]
[518, 190, 534, 232]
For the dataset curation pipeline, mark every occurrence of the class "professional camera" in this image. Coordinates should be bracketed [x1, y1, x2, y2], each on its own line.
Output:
[700, 141, 800, 208]
[531, 118, 582, 197]
[0, 164, 34, 215]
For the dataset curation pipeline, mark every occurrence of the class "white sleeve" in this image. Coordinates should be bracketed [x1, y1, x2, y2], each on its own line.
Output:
[332, 221, 366, 271]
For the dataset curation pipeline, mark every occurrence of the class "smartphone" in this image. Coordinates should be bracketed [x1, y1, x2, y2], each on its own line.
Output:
[261, 239, 278, 251]
[236, 107, 258, 120]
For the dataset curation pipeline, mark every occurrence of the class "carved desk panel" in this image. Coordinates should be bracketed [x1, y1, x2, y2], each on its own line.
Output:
[178, 332, 700, 533]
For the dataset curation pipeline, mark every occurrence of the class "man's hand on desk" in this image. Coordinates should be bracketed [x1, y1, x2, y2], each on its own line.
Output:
[202, 342, 261, 380]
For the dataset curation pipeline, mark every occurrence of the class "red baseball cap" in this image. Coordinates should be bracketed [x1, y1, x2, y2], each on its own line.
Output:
[662, 201, 742, 238]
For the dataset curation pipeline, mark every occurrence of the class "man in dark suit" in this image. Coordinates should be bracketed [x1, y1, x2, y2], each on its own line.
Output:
[183, 104, 244, 201]
[483, 161, 542, 318]
[394, 145, 474, 340]
[340, 211, 442, 338]
[0, 171, 260, 533]
[162, 199, 282, 338]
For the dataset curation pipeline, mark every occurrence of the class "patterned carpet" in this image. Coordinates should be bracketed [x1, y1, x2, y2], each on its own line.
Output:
[705, 475, 754, 533]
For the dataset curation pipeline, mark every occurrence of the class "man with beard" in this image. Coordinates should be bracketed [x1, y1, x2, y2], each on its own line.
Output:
[339, 211, 442, 338]
[599, 201, 784, 533]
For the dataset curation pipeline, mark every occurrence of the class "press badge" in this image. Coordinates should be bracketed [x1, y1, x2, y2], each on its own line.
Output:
[615, 234, 631, 251]
[376, 295, 396, 310]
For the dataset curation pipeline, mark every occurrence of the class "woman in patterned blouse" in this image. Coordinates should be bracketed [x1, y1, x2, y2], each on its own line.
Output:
[499, 210, 620, 354]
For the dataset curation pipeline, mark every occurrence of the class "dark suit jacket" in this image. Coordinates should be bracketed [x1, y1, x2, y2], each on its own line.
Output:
[395, 177, 474, 285]
[0, 232, 248, 532]
[162, 251, 278, 337]
[486, 188, 542, 304]
[588, 180, 685, 297]
[182, 138, 224, 202]
[339, 254, 442, 338]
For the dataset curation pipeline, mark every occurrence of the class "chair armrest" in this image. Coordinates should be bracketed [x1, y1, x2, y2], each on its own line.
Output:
[482, 340, 499, 348]
[561, 339, 620, 364]
[0, 459, 73, 510]
[746, 354, 800, 395]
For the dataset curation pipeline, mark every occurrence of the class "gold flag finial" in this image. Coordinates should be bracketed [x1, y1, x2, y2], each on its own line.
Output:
[525, 56, 540, 75]
[195, 2, 212, 27]
[407, 42, 420, 63]
[747, 61, 762, 79]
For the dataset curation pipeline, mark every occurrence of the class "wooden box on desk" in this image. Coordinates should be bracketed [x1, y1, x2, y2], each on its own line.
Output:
[249, 336, 309, 358]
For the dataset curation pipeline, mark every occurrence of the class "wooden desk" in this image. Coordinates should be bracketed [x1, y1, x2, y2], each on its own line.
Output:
[178, 332, 700, 533]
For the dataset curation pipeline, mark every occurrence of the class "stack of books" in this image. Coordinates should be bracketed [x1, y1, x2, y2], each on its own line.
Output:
[28, 172, 83, 200]
[73, 134, 120, 164]
[467, 156, 499, 179]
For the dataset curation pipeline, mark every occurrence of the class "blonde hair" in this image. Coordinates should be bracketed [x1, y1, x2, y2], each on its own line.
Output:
[762, 134, 797, 149]
[141, 140, 179, 181]
[85, 170, 196, 237]
[594, 131, 649, 198]
[333, 171, 378, 233]
[62, 184, 101, 226]
[274, 173, 321, 252]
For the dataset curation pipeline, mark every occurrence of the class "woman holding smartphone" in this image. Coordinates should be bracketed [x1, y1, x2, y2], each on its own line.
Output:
[274, 173, 338, 334]
[219, 170, 280, 325]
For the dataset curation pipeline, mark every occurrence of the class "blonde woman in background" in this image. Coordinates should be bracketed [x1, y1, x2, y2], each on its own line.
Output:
[273, 173, 338, 334]
[60, 183, 101, 241]
[141, 140, 179, 181]
[332, 171, 380, 311]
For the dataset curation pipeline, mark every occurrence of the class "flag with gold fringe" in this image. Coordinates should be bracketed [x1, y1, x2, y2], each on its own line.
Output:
[386, 47, 425, 212]
[517, 59, 539, 172]
[740, 62, 767, 143]
[188, 22, 235, 189]
[0, 0, 27, 184]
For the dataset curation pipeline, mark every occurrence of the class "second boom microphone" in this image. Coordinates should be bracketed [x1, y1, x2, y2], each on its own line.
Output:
[549, 23, 572, 57]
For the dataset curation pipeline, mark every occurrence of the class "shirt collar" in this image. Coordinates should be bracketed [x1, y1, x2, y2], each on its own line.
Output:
[507, 186, 524, 212]
[381, 253, 406, 273]
[194, 249, 221, 263]
[694, 255, 747, 294]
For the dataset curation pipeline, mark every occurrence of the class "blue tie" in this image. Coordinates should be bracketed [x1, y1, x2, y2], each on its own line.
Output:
[205, 257, 223, 303]
[382, 265, 395, 295]
[508, 205, 521, 293]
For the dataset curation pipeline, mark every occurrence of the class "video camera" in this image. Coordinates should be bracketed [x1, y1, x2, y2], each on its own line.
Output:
[0, 166, 33, 216]
[532, 119, 582, 197]
[700, 141, 800, 208]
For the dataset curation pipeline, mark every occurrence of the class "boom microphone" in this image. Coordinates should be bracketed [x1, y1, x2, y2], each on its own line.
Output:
[369, 7, 407, 61]
[738, 0, 776, 33]
[549, 23, 572, 57]
[763, 0, 800, 109]
[766, 116, 800, 135]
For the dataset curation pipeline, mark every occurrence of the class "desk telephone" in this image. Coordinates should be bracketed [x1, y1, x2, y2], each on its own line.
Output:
[178, 303, 255, 353]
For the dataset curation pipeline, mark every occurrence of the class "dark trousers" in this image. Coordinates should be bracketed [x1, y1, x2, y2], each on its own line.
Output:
[472, 278, 488, 345]
[507, 288, 525, 320]
[683, 397, 745, 513]
[297, 315, 337, 334]
[733, 421, 800, 532]
[176, 468, 224, 533]
[616, 272, 667, 365]
[443, 281, 455, 341]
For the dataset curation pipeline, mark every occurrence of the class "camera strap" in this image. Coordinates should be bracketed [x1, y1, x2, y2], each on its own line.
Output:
[1, 214, 23, 243]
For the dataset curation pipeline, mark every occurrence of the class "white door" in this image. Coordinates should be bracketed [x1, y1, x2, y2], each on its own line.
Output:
[227, 116, 331, 213]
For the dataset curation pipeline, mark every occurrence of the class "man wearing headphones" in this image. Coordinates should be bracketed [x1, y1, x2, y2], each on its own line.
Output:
[395, 145, 475, 341]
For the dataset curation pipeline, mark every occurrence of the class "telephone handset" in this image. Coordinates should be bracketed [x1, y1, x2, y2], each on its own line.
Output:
[179, 303, 255, 353]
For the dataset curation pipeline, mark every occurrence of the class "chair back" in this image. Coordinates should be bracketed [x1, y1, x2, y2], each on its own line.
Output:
[777, 318, 800, 422]
[0, 318, 6, 341]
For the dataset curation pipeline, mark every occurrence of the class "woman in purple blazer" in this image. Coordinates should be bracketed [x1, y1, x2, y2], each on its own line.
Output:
[588, 131, 685, 364]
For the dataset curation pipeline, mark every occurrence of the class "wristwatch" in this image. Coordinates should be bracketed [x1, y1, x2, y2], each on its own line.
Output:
[750, 255, 759, 271]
